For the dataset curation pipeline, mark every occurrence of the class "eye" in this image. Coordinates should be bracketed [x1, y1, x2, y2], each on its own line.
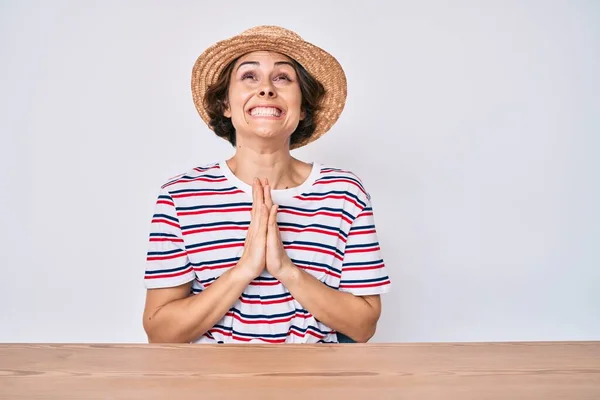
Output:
[275, 73, 292, 81]
[241, 72, 256, 80]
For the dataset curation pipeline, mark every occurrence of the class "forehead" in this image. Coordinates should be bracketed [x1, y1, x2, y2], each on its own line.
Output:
[235, 50, 294, 66]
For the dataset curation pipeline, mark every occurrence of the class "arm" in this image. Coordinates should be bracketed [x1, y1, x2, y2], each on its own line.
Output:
[275, 262, 381, 343]
[143, 180, 270, 343]
[142, 267, 253, 343]
[264, 185, 390, 343]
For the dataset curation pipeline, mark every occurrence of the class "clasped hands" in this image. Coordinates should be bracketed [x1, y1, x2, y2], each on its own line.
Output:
[237, 177, 294, 281]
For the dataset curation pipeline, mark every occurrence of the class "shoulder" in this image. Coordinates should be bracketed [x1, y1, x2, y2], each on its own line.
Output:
[158, 160, 223, 193]
[315, 162, 372, 202]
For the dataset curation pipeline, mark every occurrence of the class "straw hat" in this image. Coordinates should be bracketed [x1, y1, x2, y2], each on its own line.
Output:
[191, 25, 347, 149]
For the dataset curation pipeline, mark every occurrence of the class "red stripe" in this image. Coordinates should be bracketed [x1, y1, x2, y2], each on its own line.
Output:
[163, 176, 227, 188]
[321, 168, 351, 173]
[314, 179, 366, 195]
[156, 200, 175, 207]
[144, 267, 193, 280]
[146, 251, 188, 261]
[151, 218, 180, 229]
[345, 246, 380, 254]
[340, 279, 391, 289]
[297, 194, 362, 209]
[249, 280, 280, 286]
[208, 328, 328, 343]
[179, 206, 252, 216]
[149, 237, 184, 243]
[183, 226, 248, 236]
[194, 165, 220, 173]
[188, 242, 244, 255]
[193, 261, 237, 272]
[289, 329, 328, 340]
[279, 209, 353, 225]
[298, 265, 342, 279]
[348, 229, 376, 236]
[343, 263, 385, 272]
[239, 296, 294, 305]
[285, 245, 343, 261]
[172, 189, 244, 199]
[226, 311, 313, 325]
[279, 226, 347, 243]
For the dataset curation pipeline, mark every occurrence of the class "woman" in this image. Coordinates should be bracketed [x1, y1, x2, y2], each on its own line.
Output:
[142, 26, 391, 344]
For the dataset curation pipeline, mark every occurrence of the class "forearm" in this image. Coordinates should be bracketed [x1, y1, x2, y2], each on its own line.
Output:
[276, 261, 380, 343]
[145, 267, 252, 343]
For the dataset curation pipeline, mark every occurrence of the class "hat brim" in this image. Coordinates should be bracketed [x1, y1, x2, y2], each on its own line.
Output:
[191, 33, 347, 150]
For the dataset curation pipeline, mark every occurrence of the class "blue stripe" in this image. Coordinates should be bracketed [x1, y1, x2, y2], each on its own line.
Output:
[229, 307, 310, 320]
[342, 259, 384, 267]
[212, 324, 331, 339]
[149, 232, 180, 238]
[346, 242, 379, 249]
[182, 220, 249, 230]
[147, 248, 186, 257]
[298, 190, 366, 208]
[284, 240, 344, 258]
[152, 213, 179, 223]
[170, 186, 238, 195]
[241, 292, 292, 300]
[349, 224, 375, 233]
[177, 173, 224, 180]
[157, 194, 172, 201]
[187, 238, 245, 251]
[177, 201, 252, 212]
[317, 175, 366, 191]
[253, 276, 278, 282]
[289, 325, 331, 336]
[145, 262, 192, 275]
[340, 276, 389, 284]
[290, 258, 342, 275]
[193, 256, 241, 267]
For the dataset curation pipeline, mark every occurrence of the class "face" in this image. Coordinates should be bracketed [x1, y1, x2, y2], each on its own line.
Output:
[224, 51, 305, 145]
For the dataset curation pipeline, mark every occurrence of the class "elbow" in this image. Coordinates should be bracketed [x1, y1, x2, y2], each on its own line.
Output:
[355, 324, 377, 343]
[143, 316, 199, 344]
[348, 322, 377, 343]
[142, 315, 175, 343]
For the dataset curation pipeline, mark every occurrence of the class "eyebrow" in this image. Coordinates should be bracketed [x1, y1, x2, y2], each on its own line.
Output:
[236, 61, 295, 72]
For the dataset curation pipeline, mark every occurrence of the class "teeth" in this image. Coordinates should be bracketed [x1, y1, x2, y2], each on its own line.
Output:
[250, 107, 281, 117]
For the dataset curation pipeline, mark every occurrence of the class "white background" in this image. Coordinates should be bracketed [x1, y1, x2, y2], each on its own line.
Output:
[1, 0, 598, 343]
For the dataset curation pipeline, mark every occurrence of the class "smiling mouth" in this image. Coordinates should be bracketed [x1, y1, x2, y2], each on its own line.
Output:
[248, 106, 284, 118]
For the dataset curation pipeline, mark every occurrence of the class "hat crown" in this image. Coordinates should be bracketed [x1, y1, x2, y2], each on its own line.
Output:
[240, 25, 303, 41]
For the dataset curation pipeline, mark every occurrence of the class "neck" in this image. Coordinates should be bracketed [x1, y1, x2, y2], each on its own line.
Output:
[226, 146, 298, 190]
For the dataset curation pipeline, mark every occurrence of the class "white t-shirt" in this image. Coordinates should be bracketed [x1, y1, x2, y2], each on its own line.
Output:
[144, 160, 391, 343]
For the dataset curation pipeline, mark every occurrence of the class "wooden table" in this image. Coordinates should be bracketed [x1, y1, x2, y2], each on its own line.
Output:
[1, 342, 599, 399]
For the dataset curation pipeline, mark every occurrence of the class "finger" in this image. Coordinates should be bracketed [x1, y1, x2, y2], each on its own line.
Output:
[268, 204, 279, 227]
[251, 177, 258, 216]
[255, 176, 264, 205]
[263, 178, 274, 209]
[258, 204, 269, 235]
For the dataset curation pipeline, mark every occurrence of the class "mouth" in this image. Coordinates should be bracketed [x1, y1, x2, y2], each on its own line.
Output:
[247, 106, 285, 119]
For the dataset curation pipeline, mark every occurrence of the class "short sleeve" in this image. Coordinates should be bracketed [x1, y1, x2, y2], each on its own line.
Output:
[143, 187, 195, 289]
[339, 195, 391, 295]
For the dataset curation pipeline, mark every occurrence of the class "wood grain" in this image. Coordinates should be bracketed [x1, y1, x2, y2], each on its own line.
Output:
[0, 342, 599, 399]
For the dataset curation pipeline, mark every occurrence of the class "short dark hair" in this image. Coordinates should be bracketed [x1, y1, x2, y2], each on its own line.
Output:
[203, 55, 326, 148]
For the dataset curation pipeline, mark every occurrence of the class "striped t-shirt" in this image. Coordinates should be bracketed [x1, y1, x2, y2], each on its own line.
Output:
[144, 160, 391, 343]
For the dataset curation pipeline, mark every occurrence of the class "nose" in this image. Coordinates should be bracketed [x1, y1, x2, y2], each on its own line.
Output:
[257, 82, 276, 98]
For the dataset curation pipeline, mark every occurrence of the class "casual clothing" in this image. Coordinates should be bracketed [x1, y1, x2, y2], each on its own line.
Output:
[144, 160, 391, 343]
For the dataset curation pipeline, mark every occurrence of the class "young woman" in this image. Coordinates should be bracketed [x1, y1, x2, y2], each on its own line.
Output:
[142, 26, 391, 344]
